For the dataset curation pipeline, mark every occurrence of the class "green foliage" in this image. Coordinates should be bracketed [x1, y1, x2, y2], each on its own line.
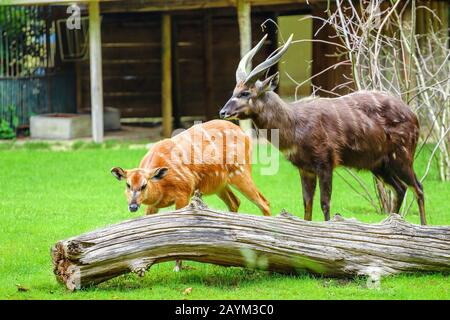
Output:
[0, 144, 448, 299]
[0, 119, 15, 139]
[0, 105, 18, 139]
[0, 6, 49, 76]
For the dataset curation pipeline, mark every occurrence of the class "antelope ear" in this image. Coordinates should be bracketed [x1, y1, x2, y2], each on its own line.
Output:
[149, 167, 169, 181]
[111, 167, 127, 181]
[257, 72, 279, 93]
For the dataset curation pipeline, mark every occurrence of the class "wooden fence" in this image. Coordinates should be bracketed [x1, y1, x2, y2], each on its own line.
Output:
[0, 5, 75, 128]
[0, 73, 75, 127]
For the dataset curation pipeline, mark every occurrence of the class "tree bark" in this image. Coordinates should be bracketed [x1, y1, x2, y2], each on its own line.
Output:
[51, 195, 450, 291]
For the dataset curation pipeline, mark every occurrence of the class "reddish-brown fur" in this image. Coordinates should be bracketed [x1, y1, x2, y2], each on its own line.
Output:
[111, 119, 270, 216]
[111, 120, 270, 271]
[220, 34, 426, 225]
[221, 88, 426, 225]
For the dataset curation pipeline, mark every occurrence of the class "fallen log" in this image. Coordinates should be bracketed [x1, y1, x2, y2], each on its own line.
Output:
[51, 195, 450, 291]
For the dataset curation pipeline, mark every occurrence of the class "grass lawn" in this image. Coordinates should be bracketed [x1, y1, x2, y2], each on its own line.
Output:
[0, 140, 449, 300]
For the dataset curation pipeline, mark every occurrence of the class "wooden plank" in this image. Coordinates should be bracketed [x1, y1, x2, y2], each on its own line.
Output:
[117, 108, 161, 118]
[83, 96, 162, 117]
[103, 92, 159, 98]
[84, 93, 160, 104]
[102, 46, 161, 60]
[102, 42, 160, 48]
[98, 78, 159, 93]
[89, 0, 104, 143]
[161, 14, 173, 137]
[69, 106, 199, 121]
[176, 45, 205, 60]
[101, 28, 160, 43]
[82, 62, 160, 76]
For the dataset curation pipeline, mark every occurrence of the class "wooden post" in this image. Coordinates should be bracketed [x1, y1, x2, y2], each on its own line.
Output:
[438, 1, 448, 33]
[401, 2, 414, 102]
[171, 18, 182, 129]
[416, 2, 425, 34]
[161, 14, 173, 138]
[237, 0, 252, 132]
[204, 14, 214, 120]
[89, 0, 104, 143]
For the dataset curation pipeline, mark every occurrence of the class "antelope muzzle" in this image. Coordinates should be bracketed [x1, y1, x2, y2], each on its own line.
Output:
[128, 190, 141, 212]
[220, 98, 241, 120]
[128, 202, 140, 212]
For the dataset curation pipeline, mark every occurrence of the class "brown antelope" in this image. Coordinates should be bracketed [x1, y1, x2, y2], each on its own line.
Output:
[219, 34, 426, 225]
[111, 119, 271, 271]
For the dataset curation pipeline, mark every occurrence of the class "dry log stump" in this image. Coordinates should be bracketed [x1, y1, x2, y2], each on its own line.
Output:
[51, 196, 450, 290]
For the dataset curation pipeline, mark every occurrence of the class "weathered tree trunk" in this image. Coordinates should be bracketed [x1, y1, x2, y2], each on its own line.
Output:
[51, 196, 450, 291]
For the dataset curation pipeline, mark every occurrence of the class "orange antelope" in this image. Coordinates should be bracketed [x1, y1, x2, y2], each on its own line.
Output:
[111, 119, 270, 271]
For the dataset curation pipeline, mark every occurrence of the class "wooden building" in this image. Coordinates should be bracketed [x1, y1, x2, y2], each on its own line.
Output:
[1, 0, 449, 142]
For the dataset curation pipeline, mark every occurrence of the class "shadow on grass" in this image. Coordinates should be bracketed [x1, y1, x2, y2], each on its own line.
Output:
[85, 264, 327, 292]
[40, 263, 449, 297]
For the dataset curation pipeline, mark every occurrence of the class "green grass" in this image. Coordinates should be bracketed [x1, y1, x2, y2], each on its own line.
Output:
[0, 142, 449, 300]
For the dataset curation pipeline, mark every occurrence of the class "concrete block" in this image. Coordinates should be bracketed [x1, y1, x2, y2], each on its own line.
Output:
[30, 114, 92, 140]
[30, 108, 121, 140]
[104, 107, 121, 131]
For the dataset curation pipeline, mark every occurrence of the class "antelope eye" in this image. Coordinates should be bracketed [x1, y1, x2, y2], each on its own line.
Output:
[140, 184, 147, 191]
[238, 91, 250, 98]
[126, 183, 131, 189]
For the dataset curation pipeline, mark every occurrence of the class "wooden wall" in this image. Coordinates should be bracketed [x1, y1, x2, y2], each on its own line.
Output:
[79, 11, 275, 120]
[311, 5, 353, 96]
[172, 15, 206, 118]
[79, 13, 161, 117]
